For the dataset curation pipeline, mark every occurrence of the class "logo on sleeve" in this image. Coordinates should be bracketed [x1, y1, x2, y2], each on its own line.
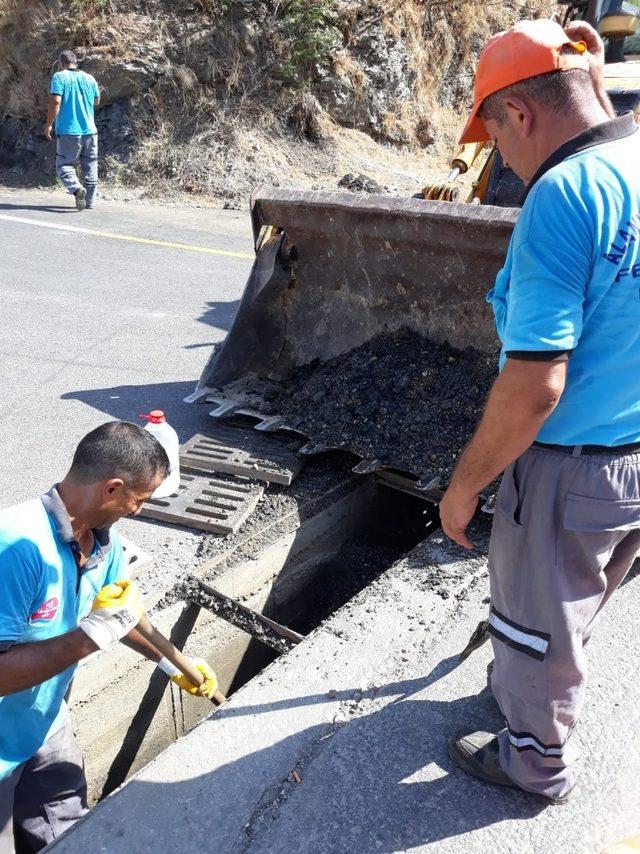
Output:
[30, 597, 59, 622]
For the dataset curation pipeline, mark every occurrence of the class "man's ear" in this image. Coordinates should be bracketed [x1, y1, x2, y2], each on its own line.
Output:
[503, 95, 534, 137]
[103, 478, 125, 498]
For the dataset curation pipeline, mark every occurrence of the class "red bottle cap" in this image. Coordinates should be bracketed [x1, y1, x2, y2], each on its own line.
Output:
[139, 410, 166, 424]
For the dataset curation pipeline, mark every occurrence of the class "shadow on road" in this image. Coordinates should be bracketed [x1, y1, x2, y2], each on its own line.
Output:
[196, 299, 240, 332]
[0, 202, 76, 214]
[61, 380, 213, 443]
[73, 654, 546, 852]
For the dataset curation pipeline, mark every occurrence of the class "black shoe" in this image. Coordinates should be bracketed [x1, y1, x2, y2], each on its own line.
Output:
[448, 731, 572, 806]
[449, 731, 515, 788]
[74, 187, 87, 211]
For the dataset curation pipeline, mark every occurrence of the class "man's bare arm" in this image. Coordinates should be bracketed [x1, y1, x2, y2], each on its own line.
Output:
[120, 627, 162, 662]
[449, 359, 566, 493]
[0, 629, 98, 696]
[438, 358, 567, 548]
[44, 94, 61, 141]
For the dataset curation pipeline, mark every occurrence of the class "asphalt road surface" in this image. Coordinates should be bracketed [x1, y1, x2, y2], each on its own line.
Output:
[0, 186, 253, 533]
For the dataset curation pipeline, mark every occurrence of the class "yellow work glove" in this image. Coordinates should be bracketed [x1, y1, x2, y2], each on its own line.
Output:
[79, 580, 144, 650]
[164, 658, 218, 700]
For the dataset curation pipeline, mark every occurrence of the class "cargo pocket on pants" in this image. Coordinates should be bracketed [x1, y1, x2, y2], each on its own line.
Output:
[558, 492, 640, 574]
[496, 462, 525, 528]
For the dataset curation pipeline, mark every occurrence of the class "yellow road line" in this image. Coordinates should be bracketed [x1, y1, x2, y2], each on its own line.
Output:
[0, 212, 254, 260]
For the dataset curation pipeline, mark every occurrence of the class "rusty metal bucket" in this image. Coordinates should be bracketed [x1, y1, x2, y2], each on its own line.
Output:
[194, 187, 518, 395]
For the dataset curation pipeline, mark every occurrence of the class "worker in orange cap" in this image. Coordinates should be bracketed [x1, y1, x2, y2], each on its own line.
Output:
[439, 17, 640, 804]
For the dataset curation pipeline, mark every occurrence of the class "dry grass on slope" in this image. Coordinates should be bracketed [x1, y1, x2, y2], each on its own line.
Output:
[0, 0, 556, 203]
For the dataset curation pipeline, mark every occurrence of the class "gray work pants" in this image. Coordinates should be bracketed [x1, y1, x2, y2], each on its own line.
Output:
[0, 717, 87, 853]
[55, 134, 98, 204]
[488, 445, 640, 800]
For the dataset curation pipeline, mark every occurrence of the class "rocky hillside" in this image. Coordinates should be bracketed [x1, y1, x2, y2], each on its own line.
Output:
[0, 0, 554, 204]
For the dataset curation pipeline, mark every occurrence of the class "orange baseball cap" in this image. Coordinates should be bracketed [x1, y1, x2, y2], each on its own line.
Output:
[459, 19, 589, 144]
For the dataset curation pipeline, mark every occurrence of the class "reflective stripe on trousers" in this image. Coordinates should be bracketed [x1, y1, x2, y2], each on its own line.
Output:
[488, 445, 640, 800]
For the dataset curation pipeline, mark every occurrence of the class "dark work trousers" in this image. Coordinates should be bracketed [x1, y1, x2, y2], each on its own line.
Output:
[55, 134, 98, 206]
[0, 717, 87, 853]
[488, 444, 640, 800]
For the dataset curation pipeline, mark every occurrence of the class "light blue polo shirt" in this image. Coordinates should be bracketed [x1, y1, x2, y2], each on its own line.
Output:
[488, 113, 640, 446]
[0, 487, 126, 779]
[50, 69, 100, 136]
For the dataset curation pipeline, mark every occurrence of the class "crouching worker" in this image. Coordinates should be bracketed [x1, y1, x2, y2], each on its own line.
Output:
[0, 422, 218, 853]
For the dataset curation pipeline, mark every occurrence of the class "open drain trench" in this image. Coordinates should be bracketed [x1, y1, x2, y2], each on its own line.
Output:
[70, 461, 440, 804]
[186, 483, 437, 697]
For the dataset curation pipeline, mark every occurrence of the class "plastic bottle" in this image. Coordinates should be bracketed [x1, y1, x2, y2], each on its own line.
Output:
[139, 410, 181, 498]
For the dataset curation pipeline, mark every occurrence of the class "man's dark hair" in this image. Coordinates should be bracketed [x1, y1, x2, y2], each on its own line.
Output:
[59, 50, 78, 67]
[68, 421, 170, 487]
[480, 50, 595, 126]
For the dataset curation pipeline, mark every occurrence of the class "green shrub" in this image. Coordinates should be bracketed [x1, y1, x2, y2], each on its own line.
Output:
[278, 0, 342, 83]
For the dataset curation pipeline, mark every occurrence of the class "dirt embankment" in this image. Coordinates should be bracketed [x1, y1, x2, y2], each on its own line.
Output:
[0, 0, 554, 204]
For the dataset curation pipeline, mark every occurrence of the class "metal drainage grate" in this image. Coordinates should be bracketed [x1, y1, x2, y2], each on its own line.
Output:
[139, 472, 263, 535]
[179, 428, 304, 486]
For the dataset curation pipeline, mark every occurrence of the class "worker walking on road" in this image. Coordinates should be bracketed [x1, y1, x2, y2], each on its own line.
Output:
[43, 50, 100, 211]
[439, 18, 640, 804]
[0, 422, 218, 853]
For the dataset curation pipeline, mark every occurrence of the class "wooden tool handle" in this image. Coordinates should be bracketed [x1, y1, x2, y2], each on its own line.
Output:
[136, 614, 226, 706]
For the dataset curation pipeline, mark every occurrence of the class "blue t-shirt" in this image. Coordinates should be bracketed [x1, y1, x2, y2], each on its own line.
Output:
[0, 488, 126, 779]
[50, 69, 99, 135]
[487, 114, 640, 446]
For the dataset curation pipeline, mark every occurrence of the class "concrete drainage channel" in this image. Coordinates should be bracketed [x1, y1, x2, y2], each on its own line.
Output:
[68, 459, 439, 805]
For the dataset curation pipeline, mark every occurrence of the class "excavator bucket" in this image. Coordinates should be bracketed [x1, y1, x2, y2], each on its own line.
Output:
[195, 188, 518, 395]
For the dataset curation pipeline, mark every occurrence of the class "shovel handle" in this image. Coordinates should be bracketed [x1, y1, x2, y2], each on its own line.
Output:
[136, 614, 226, 706]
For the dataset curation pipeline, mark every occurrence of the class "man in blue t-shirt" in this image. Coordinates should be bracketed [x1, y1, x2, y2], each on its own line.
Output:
[44, 50, 101, 211]
[438, 19, 640, 804]
[0, 422, 218, 852]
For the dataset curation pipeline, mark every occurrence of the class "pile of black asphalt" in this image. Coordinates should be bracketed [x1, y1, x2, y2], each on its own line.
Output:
[268, 328, 498, 483]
